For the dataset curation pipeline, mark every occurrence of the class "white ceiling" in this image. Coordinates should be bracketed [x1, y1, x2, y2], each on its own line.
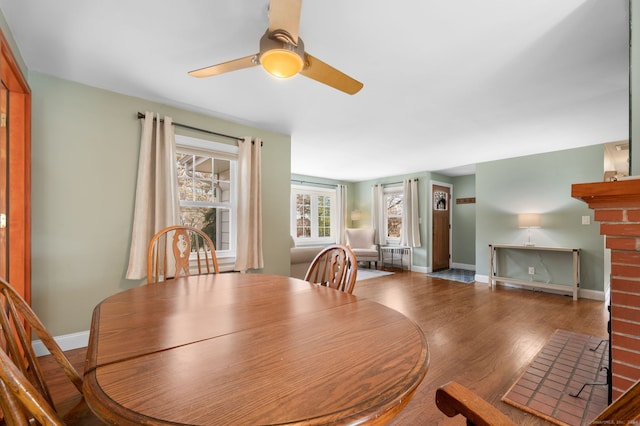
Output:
[0, 0, 629, 181]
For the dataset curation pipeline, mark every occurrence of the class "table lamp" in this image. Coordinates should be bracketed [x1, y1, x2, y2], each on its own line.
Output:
[518, 213, 541, 246]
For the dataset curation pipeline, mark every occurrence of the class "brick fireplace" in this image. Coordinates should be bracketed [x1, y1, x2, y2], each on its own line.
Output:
[572, 179, 640, 399]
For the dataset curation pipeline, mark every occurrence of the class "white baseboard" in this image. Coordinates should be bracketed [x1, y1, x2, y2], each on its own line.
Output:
[475, 274, 489, 283]
[578, 288, 606, 301]
[33, 330, 90, 357]
[482, 279, 606, 301]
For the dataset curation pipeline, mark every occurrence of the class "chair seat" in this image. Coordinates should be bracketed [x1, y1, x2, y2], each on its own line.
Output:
[350, 248, 379, 258]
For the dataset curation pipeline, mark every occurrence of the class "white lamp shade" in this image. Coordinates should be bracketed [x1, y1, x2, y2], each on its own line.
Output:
[518, 213, 541, 228]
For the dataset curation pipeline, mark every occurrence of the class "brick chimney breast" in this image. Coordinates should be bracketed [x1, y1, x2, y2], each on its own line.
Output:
[573, 179, 640, 398]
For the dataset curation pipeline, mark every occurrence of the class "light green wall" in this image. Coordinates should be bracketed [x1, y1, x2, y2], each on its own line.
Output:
[304, 145, 605, 288]
[30, 72, 291, 336]
[451, 174, 476, 266]
[292, 173, 431, 268]
[476, 145, 605, 292]
[288, 171, 474, 273]
[352, 172, 439, 272]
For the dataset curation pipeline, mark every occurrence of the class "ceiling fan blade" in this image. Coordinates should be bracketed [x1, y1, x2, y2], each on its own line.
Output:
[300, 54, 363, 95]
[268, 0, 302, 43]
[188, 54, 257, 78]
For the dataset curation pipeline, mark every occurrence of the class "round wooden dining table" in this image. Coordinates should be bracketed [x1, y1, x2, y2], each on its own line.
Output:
[83, 273, 429, 425]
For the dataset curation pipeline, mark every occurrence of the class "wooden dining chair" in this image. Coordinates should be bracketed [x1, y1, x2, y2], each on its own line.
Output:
[0, 277, 101, 425]
[304, 244, 358, 294]
[435, 379, 640, 426]
[147, 225, 219, 283]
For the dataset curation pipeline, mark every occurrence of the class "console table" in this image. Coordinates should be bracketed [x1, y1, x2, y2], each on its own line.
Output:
[488, 244, 580, 300]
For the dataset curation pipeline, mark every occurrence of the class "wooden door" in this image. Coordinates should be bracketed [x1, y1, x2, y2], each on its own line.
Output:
[432, 184, 450, 272]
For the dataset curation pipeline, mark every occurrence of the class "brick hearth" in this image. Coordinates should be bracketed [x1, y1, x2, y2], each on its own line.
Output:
[572, 179, 640, 399]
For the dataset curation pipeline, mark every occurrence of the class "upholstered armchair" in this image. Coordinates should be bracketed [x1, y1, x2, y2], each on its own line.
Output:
[345, 228, 379, 269]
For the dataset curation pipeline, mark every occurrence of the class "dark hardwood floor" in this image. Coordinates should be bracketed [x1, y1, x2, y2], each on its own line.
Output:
[39, 271, 608, 425]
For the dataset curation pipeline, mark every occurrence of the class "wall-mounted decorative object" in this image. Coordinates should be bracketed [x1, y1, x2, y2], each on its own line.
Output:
[434, 191, 448, 211]
[456, 197, 476, 204]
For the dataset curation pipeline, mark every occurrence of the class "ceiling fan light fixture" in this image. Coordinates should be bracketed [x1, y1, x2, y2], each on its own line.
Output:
[260, 49, 303, 78]
[259, 30, 305, 79]
[189, 2, 363, 94]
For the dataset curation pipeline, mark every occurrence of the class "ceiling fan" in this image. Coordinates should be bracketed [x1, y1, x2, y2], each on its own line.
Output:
[188, 0, 363, 95]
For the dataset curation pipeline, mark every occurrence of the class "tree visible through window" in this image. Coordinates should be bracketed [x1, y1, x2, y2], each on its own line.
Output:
[385, 190, 403, 240]
[295, 194, 311, 238]
[318, 196, 331, 237]
[292, 186, 336, 244]
[175, 136, 237, 258]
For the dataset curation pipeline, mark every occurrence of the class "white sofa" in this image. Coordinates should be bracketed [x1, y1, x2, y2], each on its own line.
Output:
[290, 237, 323, 279]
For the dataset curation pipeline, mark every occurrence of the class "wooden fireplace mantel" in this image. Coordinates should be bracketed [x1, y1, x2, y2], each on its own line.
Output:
[572, 179, 640, 205]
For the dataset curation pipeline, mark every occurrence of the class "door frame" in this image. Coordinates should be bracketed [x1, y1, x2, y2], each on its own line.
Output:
[429, 180, 452, 273]
[0, 29, 31, 302]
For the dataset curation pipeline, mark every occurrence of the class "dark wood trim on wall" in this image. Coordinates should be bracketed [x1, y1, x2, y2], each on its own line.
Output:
[455, 197, 476, 204]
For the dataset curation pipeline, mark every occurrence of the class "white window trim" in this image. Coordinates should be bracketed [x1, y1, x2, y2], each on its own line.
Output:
[291, 184, 337, 246]
[175, 135, 238, 270]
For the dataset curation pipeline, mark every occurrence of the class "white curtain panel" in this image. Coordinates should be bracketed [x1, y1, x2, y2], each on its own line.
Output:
[370, 184, 386, 245]
[401, 179, 421, 247]
[336, 184, 348, 244]
[126, 111, 180, 280]
[235, 137, 264, 272]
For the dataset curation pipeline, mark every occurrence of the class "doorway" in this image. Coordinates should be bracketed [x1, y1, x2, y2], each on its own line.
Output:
[431, 182, 451, 272]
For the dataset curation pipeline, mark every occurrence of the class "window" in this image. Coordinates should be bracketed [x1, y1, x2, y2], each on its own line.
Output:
[385, 187, 403, 243]
[291, 185, 336, 244]
[176, 135, 237, 260]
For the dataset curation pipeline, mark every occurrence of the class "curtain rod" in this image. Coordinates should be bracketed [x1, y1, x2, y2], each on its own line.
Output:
[291, 179, 339, 188]
[382, 178, 420, 186]
[137, 112, 244, 142]
[381, 178, 418, 186]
